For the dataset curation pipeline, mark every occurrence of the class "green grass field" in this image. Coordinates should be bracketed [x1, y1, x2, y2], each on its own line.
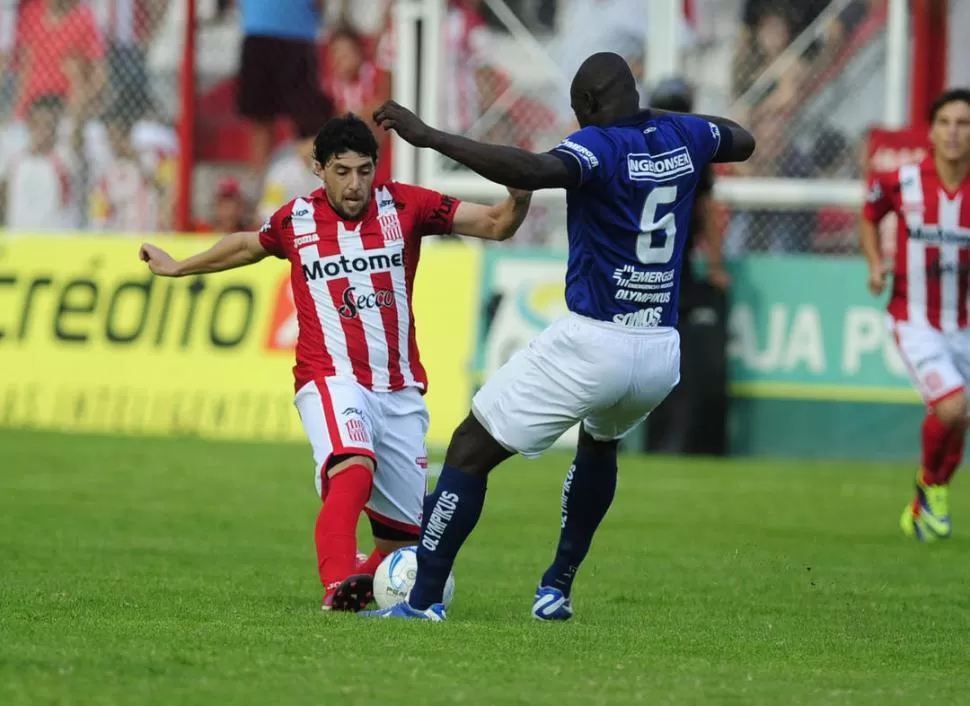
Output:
[2, 429, 970, 705]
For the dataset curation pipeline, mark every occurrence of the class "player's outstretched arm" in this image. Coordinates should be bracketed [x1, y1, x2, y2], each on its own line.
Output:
[139, 232, 269, 277]
[374, 101, 576, 191]
[452, 188, 533, 241]
[651, 108, 756, 163]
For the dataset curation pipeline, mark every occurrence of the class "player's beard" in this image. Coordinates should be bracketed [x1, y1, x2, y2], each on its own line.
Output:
[330, 194, 370, 220]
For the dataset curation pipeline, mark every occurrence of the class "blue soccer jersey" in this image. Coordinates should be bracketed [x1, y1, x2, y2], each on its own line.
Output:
[551, 111, 722, 327]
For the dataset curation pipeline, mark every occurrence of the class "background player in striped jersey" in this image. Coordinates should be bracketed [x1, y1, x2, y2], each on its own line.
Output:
[862, 88, 970, 541]
[138, 114, 532, 610]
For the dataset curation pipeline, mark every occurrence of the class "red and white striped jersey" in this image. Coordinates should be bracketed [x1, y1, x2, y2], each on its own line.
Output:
[864, 156, 970, 332]
[259, 182, 461, 393]
[328, 60, 382, 116]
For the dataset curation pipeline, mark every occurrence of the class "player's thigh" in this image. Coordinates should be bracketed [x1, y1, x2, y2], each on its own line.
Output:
[946, 329, 970, 388]
[294, 377, 377, 498]
[472, 316, 620, 458]
[366, 388, 429, 534]
[584, 329, 681, 442]
[890, 319, 964, 405]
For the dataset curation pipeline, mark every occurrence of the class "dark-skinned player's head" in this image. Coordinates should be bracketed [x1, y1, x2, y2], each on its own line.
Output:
[313, 113, 379, 219]
[570, 52, 641, 128]
[929, 88, 970, 164]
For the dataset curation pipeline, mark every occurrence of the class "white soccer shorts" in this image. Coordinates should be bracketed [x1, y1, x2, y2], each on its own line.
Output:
[472, 313, 681, 458]
[294, 377, 429, 533]
[889, 317, 970, 406]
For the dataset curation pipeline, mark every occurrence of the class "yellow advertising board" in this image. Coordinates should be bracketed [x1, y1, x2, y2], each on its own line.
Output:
[0, 235, 479, 447]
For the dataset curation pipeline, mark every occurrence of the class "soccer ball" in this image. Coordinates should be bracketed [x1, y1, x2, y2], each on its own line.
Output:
[372, 546, 456, 609]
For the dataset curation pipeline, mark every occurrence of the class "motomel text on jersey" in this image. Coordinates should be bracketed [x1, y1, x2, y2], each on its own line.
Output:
[907, 225, 970, 247]
[627, 146, 694, 183]
[302, 250, 405, 281]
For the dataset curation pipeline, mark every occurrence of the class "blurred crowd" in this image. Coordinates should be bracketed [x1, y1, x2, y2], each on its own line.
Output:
[0, 0, 890, 254]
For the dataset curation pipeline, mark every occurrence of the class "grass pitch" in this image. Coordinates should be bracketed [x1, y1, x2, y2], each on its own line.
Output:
[2, 429, 969, 705]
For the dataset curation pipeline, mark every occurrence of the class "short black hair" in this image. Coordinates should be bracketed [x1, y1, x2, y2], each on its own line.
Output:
[929, 88, 970, 123]
[313, 113, 379, 165]
[29, 94, 64, 115]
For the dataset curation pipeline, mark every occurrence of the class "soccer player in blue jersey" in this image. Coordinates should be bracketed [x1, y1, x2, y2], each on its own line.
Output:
[366, 52, 755, 621]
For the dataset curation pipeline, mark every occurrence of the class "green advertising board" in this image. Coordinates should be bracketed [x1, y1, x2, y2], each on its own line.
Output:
[475, 249, 923, 460]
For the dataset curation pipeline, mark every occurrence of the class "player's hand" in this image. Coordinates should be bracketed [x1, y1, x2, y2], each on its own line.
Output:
[507, 187, 532, 204]
[708, 265, 731, 291]
[867, 262, 887, 295]
[139, 243, 181, 277]
[373, 101, 432, 147]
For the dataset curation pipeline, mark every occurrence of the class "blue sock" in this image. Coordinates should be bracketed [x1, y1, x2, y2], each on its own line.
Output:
[408, 464, 487, 610]
[540, 442, 617, 597]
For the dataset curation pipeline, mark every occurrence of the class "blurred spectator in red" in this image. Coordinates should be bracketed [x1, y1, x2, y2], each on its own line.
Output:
[325, 25, 391, 182]
[195, 176, 254, 234]
[326, 26, 388, 129]
[237, 0, 334, 178]
[88, 102, 166, 232]
[0, 94, 81, 230]
[13, 0, 106, 121]
[441, 0, 493, 134]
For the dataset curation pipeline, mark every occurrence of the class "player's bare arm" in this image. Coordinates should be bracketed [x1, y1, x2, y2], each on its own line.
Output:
[859, 219, 886, 295]
[452, 188, 533, 241]
[373, 101, 576, 191]
[138, 232, 269, 277]
[649, 108, 755, 163]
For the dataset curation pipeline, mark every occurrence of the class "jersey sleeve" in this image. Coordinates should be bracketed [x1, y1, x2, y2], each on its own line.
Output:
[549, 126, 615, 187]
[393, 182, 462, 237]
[258, 205, 288, 259]
[677, 114, 722, 165]
[862, 172, 894, 224]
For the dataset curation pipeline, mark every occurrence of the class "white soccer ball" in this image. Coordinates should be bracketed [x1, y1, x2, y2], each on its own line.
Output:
[372, 546, 456, 609]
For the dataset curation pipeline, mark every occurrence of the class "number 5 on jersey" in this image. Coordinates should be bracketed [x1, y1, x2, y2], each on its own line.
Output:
[636, 186, 678, 265]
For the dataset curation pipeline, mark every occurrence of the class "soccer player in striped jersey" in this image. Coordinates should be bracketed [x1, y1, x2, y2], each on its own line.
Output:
[138, 114, 532, 609]
[862, 88, 970, 541]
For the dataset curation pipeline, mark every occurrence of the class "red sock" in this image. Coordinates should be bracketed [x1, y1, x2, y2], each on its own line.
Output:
[357, 548, 389, 577]
[921, 413, 951, 485]
[315, 464, 373, 589]
[939, 427, 966, 485]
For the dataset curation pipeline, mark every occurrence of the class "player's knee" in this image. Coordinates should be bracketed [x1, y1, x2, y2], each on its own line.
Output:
[369, 516, 419, 550]
[326, 453, 375, 479]
[444, 414, 512, 477]
[578, 424, 619, 457]
[933, 392, 968, 428]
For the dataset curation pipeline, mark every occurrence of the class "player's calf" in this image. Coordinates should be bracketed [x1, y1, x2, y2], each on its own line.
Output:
[536, 426, 618, 615]
[316, 456, 375, 610]
[904, 393, 966, 541]
[407, 414, 512, 611]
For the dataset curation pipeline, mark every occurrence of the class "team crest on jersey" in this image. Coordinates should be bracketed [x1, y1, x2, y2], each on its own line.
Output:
[345, 418, 369, 444]
[376, 186, 404, 244]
